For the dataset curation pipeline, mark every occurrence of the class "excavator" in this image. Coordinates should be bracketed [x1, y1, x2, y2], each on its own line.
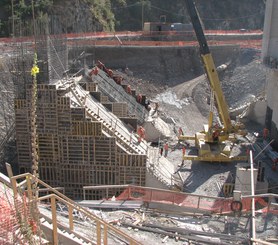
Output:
[179, 0, 247, 162]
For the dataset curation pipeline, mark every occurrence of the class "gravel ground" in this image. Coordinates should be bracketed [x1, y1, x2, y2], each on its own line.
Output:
[132, 48, 267, 198]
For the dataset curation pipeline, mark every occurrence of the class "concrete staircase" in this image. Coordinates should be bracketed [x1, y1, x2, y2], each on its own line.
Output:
[58, 76, 180, 189]
[147, 146, 183, 189]
[5, 168, 141, 245]
[68, 81, 148, 155]
[40, 215, 93, 245]
[92, 69, 147, 124]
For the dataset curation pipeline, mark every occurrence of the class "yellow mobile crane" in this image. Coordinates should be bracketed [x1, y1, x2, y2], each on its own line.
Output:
[180, 0, 247, 162]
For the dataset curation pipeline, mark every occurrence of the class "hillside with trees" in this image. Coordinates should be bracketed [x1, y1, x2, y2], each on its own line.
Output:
[0, 0, 265, 37]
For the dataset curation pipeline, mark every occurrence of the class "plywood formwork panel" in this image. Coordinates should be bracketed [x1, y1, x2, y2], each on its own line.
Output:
[72, 121, 102, 136]
[40, 164, 60, 187]
[94, 137, 116, 165]
[100, 95, 109, 103]
[71, 107, 86, 121]
[36, 106, 58, 133]
[85, 82, 98, 92]
[38, 134, 59, 161]
[57, 96, 71, 107]
[57, 97, 72, 133]
[112, 103, 128, 118]
[14, 99, 27, 110]
[16, 81, 148, 200]
[119, 166, 146, 186]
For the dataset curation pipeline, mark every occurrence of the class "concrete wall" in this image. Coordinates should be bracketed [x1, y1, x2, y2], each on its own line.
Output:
[247, 100, 267, 126]
[145, 171, 169, 190]
[262, 0, 278, 60]
[262, 0, 278, 149]
[235, 163, 258, 196]
[69, 45, 240, 86]
[265, 70, 278, 148]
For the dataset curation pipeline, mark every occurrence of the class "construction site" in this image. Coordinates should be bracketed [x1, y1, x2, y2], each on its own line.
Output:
[0, 0, 278, 244]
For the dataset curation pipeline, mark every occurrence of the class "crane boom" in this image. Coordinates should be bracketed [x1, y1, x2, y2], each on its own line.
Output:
[185, 0, 232, 133]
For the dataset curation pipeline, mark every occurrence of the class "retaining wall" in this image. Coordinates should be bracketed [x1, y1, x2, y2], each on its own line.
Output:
[69, 45, 240, 86]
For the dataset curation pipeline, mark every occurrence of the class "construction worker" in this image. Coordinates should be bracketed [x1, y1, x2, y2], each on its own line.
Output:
[178, 127, 184, 137]
[137, 94, 142, 104]
[164, 142, 169, 157]
[151, 102, 159, 117]
[182, 145, 186, 156]
[89, 67, 98, 76]
[160, 145, 163, 156]
[114, 76, 123, 85]
[137, 126, 145, 143]
[126, 85, 132, 94]
[263, 128, 269, 139]
[212, 130, 220, 142]
[97, 60, 104, 70]
[107, 69, 113, 78]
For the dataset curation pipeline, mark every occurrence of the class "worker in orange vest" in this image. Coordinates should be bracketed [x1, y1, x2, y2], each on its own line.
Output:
[97, 60, 104, 70]
[263, 128, 269, 139]
[126, 85, 132, 94]
[164, 142, 169, 157]
[137, 94, 142, 104]
[89, 67, 99, 76]
[178, 127, 184, 137]
[137, 126, 145, 143]
[107, 69, 113, 77]
[182, 145, 186, 156]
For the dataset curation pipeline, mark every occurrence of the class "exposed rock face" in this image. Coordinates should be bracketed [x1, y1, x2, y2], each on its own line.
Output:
[47, 0, 265, 33]
[49, 0, 98, 33]
[114, 0, 265, 31]
[49, 0, 116, 33]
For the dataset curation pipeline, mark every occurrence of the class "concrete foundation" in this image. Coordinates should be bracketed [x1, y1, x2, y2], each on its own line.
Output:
[234, 163, 258, 196]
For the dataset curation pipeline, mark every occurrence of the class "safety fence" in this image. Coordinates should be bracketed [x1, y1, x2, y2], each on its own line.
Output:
[0, 182, 38, 244]
[68, 39, 262, 49]
[1, 171, 142, 245]
[0, 29, 263, 43]
[116, 186, 277, 215]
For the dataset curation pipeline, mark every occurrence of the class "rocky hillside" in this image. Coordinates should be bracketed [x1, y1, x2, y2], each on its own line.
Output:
[0, 0, 265, 37]
[115, 0, 265, 31]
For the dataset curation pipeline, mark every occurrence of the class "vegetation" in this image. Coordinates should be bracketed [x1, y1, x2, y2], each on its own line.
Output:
[0, 0, 265, 37]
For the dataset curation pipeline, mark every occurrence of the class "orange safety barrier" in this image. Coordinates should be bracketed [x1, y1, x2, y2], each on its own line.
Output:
[116, 186, 271, 215]
[67, 39, 262, 49]
[0, 183, 38, 244]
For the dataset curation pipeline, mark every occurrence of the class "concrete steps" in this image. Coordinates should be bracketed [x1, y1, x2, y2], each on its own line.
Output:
[69, 83, 148, 155]
[40, 216, 94, 245]
[95, 69, 147, 124]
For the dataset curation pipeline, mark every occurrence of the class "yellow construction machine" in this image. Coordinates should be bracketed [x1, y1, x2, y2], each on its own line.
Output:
[180, 0, 247, 162]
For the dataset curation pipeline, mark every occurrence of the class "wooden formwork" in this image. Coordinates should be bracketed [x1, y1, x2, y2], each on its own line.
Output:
[14, 99, 32, 172]
[100, 95, 109, 103]
[16, 82, 147, 199]
[71, 107, 86, 121]
[117, 153, 147, 186]
[85, 82, 98, 92]
[72, 121, 102, 136]
[112, 102, 128, 118]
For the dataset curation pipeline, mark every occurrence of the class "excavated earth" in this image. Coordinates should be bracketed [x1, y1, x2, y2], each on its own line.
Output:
[1, 42, 277, 244]
[119, 47, 266, 197]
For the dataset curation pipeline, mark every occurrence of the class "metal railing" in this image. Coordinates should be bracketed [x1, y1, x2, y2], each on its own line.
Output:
[8, 171, 142, 245]
[68, 80, 148, 154]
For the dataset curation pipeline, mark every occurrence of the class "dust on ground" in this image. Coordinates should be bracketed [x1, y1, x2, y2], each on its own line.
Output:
[121, 48, 267, 198]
